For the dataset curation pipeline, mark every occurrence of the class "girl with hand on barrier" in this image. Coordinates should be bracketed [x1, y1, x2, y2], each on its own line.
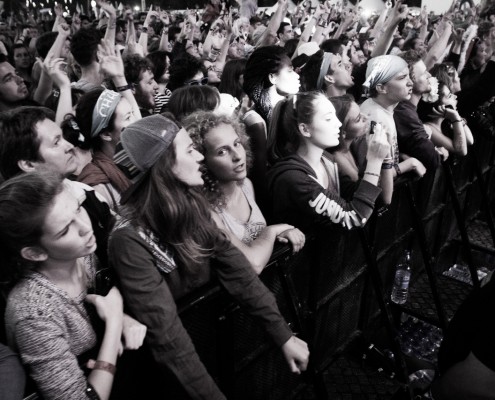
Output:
[1, 172, 145, 400]
[109, 113, 309, 400]
[184, 111, 306, 274]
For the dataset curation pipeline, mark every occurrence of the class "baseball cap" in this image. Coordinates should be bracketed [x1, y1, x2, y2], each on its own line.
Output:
[114, 114, 181, 204]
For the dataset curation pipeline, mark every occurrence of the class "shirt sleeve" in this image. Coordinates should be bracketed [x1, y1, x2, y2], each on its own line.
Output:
[108, 227, 226, 400]
[14, 317, 90, 400]
[394, 104, 440, 171]
[275, 169, 382, 230]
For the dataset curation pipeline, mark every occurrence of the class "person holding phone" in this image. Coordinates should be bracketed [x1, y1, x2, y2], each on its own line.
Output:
[417, 80, 474, 157]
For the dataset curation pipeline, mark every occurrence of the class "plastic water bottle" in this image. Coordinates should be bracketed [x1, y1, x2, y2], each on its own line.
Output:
[391, 251, 411, 305]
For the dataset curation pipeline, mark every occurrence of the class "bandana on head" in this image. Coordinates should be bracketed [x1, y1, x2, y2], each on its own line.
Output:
[363, 55, 408, 92]
[91, 90, 122, 138]
[316, 52, 333, 91]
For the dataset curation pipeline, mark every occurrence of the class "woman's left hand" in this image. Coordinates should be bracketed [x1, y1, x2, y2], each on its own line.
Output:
[276, 228, 306, 253]
[122, 314, 147, 350]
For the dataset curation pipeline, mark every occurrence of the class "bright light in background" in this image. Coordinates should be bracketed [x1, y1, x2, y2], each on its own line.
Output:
[362, 9, 372, 19]
[91, 0, 96, 7]
[134, 5, 140, 11]
[63, 11, 68, 17]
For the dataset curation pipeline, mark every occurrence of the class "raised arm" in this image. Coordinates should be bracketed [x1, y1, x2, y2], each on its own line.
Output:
[256, 0, 288, 48]
[97, 0, 117, 52]
[371, 0, 408, 58]
[424, 19, 453, 70]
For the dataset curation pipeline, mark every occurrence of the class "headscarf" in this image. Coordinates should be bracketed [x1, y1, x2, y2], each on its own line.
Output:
[91, 90, 122, 138]
[316, 52, 333, 91]
[363, 55, 408, 92]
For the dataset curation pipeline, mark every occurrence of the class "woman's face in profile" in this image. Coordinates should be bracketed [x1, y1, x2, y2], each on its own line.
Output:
[272, 63, 300, 95]
[343, 102, 369, 140]
[171, 128, 205, 187]
[35, 188, 96, 262]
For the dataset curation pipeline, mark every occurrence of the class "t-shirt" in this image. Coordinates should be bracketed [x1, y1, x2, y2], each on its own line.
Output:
[360, 98, 400, 167]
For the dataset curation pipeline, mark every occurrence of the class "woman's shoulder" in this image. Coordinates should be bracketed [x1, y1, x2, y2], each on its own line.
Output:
[242, 109, 266, 126]
[5, 274, 62, 324]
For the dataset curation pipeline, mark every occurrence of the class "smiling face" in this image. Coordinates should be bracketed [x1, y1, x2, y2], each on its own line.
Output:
[171, 128, 205, 186]
[204, 123, 247, 183]
[134, 69, 158, 109]
[37, 187, 96, 262]
[105, 98, 136, 145]
[305, 95, 342, 149]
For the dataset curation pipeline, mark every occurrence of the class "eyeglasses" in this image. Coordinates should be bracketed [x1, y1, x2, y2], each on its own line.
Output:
[185, 77, 209, 86]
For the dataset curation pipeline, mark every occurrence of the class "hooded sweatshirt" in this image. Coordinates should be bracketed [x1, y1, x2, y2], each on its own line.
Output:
[266, 154, 382, 233]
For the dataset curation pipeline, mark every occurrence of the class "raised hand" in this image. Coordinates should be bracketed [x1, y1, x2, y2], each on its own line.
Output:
[41, 53, 70, 88]
[97, 39, 125, 78]
[96, 0, 117, 18]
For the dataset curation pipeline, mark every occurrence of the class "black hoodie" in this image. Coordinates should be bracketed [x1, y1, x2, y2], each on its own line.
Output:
[266, 154, 382, 233]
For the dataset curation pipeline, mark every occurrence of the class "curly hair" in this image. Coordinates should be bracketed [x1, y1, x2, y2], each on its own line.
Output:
[123, 54, 154, 85]
[182, 111, 253, 208]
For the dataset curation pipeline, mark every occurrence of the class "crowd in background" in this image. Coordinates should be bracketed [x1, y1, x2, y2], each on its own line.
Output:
[0, 0, 494, 399]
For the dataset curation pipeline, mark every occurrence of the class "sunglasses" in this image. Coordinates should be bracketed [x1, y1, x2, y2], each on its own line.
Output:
[185, 77, 209, 86]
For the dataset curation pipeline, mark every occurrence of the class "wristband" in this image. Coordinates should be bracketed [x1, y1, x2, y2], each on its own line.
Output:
[161, 28, 169, 35]
[394, 164, 402, 176]
[86, 359, 116, 375]
[381, 162, 393, 169]
[116, 84, 132, 92]
[141, 27, 148, 33]
[364, 171, 380, 178]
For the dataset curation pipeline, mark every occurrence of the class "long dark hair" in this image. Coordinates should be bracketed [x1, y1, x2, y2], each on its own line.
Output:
[268, 91, 324, 164]
[124, 137, 227, 273]
[0, 171, 64, 287]
[218, 59, 247, 102]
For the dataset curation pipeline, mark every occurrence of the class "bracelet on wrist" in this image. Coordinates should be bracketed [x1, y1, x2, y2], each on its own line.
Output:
[381, 162, 393, 170]
[116, 84, 132, 92]
[364, 171, 380, 178]
[141, 27, 148, 33]
[86, 359, 116, 375]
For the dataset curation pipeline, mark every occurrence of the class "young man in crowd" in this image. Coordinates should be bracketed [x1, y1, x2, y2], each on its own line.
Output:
[394, 50, 442, 172]
[360, 54, 426, 179]
[123, 55, 159, 117]
[0, 54, 32, 112]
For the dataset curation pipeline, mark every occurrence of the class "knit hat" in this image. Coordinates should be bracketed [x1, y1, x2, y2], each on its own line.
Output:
[114, 114, 181, 203]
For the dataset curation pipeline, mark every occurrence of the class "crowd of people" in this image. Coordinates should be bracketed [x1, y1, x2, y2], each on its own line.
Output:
[0, 0, 494, 398]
